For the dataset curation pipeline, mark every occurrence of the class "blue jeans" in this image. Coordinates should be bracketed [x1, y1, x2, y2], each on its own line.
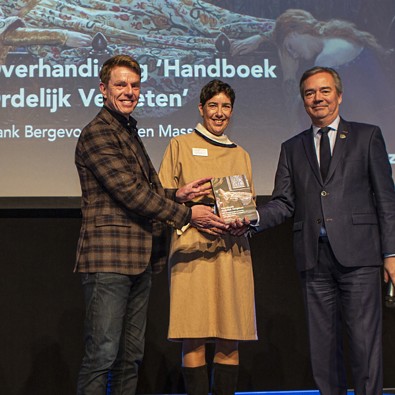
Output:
[76, 268, 152, 395]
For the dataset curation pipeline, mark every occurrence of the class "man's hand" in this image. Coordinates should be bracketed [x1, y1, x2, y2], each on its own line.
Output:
[176, 177, 212, 203]
[384, 256, 395, 285]
[190, 205, 228, 236]
[229, 217, 251, 237]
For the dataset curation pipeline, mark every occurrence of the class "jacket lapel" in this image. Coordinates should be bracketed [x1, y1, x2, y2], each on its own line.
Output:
[301, 119, 350, 185]
[127, 132, 152, 181]
[302, 127, 322, 183]
[99, 108, 151, 181]
[325, 118, 349, 182]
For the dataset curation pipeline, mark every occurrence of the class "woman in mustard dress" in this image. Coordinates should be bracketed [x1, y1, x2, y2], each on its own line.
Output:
[159, 79, 257, 395]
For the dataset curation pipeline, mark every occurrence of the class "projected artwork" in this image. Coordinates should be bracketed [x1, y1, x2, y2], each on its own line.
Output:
[1, 0, 394, 197]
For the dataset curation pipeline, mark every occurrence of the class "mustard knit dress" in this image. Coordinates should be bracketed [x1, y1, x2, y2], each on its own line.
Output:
[159, 124, 257, 341]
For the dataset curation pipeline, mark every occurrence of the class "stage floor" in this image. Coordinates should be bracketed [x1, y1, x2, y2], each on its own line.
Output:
[236, 391, 395, 395]
[151, 391, 395, 395]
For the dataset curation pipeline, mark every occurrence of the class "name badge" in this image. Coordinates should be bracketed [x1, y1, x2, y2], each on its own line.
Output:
[192, 148, 208, 156]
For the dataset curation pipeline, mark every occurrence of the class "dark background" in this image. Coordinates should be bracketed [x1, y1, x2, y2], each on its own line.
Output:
[1, 197, 394, 394]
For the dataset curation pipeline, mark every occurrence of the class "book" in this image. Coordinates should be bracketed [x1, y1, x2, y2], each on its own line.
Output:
[211, 174, 257, 224]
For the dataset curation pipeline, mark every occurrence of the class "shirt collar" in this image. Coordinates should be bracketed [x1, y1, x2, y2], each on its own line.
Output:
[194, 123, 236, 146]
[104, 105, 138, 133]
[312, 116, 340, 137]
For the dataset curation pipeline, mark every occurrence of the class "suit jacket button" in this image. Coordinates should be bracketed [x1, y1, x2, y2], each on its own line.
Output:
[321, 190, 328, 197]
[316, 219, 322, 224]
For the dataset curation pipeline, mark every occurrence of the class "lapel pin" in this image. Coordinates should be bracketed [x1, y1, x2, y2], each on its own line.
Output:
[339, 131, 348, 139]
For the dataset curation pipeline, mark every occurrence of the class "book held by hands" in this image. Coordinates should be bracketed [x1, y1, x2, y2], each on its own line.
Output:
[211, 174, 257, 224]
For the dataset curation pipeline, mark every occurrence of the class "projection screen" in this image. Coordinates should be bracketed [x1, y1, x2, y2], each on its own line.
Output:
[1, 0, 394, 200]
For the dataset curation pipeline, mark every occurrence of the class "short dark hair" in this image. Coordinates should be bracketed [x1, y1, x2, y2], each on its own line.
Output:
[99, 55, 141, 84]
[200, 79, 236, 107]
[299, 66, 343, 97]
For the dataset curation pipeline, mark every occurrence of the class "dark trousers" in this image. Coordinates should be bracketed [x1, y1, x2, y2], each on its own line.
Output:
[299, 239, 383, 395]
[76, 268, 152, 395]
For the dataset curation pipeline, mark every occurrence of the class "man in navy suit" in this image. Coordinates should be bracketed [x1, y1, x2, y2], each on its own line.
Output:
[255, 66, 395, 394]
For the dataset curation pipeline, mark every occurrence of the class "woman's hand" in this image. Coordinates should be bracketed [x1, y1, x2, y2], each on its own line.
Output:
[190, 205, 228, 236]
[176, 177, 212, 203]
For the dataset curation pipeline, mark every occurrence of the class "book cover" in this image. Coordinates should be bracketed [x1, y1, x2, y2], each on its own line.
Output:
[211, 174, 257, 224]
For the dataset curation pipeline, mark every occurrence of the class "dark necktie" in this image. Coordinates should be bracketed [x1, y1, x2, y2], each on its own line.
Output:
[319, 127, 331, 181]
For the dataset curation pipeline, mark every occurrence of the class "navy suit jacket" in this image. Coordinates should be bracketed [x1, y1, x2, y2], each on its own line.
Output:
[257, 118, 395, 272]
